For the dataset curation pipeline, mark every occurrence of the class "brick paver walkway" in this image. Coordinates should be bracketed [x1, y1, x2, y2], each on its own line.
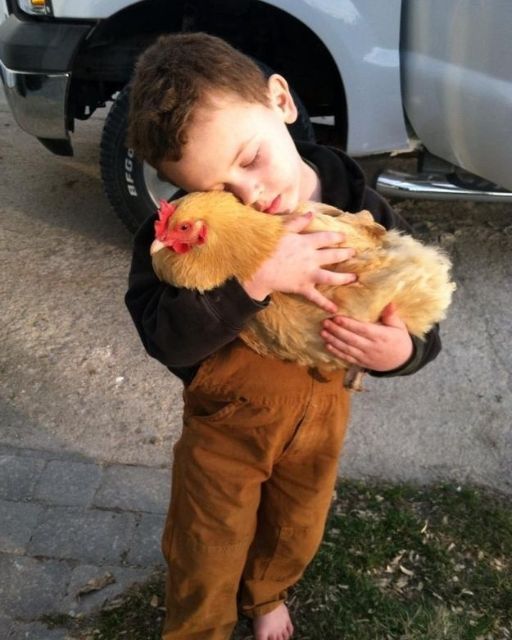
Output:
[0, 445, 170, 638]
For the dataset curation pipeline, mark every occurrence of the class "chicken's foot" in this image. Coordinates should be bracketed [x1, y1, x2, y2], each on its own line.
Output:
[344, 365, 367, 392]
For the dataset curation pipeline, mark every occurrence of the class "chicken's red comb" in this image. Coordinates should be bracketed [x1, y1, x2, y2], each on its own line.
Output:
[155, 200, 177, 240]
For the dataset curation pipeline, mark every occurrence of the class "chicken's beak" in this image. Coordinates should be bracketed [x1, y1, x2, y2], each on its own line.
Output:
[150, 239, 167, 255]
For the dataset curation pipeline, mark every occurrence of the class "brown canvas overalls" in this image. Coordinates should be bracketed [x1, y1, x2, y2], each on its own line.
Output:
[161, 339, 351, 639]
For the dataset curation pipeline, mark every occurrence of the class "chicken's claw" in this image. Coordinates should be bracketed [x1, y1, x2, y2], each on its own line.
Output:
[344, 365, 367, 392]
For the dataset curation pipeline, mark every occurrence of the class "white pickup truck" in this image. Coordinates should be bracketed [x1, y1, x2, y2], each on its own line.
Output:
[1, 0, 511, 231]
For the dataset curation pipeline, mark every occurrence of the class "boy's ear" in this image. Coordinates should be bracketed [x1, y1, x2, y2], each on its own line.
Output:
[267, 74, 298, 125]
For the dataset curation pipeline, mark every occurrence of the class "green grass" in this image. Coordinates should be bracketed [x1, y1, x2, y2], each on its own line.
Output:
[65, 481, 512, 640]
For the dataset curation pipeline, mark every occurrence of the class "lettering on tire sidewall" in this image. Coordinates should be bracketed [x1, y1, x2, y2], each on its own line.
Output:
[124, 147, 138, 197]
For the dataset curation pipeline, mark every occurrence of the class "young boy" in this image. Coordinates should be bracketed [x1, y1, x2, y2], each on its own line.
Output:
[125, 32, 441, 640]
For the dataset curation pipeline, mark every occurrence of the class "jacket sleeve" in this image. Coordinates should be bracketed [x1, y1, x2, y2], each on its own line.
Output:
[361, 186, 442, 378]
[124, 214, 269, 368]
[362, 186, 413, 234]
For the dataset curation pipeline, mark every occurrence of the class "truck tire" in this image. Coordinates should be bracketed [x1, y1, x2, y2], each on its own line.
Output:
[100, 74, 315, 234]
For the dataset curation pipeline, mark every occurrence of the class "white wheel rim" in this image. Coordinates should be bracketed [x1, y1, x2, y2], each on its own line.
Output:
[143, 162, 180, 206]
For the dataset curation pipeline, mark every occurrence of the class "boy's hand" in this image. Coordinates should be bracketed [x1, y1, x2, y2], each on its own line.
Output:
[320, 303, 414, 371]
[243, 213, 356, 313]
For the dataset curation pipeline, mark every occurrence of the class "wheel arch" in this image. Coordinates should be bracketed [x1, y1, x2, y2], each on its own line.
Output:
[70, 0, 348, 146]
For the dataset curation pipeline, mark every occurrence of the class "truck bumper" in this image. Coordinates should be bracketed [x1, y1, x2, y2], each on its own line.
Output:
[1, 59, 70, 138]
[0, 13, 92, 154]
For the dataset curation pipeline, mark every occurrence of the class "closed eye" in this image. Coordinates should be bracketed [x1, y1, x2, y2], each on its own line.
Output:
[241, 150, 260, 169]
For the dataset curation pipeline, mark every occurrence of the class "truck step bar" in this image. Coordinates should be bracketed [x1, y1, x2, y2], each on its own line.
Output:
[376, 170, 512, 202]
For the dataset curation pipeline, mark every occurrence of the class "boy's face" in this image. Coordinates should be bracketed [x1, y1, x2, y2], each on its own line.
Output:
[158, 75, 319, 213]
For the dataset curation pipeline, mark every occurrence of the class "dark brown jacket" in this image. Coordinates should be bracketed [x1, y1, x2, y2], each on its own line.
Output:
[125, 141, 441, 384]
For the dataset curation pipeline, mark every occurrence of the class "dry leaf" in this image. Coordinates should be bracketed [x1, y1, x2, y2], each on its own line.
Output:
[399, 564, 414, 576]
[395, 576, 409, 589]
[102, 597, 124, 611]
[76, 572, 116, 598]
[492, 558, 505, 571]
[375, 578, 390, 589]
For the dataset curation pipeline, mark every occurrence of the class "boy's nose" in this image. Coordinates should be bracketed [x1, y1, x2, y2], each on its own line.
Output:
[232, 183, 261, 207]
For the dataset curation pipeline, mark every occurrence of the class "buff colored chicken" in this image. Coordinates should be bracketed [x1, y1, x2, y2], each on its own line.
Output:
[150, 191, 455, 389]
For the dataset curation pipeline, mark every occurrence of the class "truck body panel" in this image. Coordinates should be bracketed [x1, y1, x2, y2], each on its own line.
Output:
[51, 0, 140, 18]
[402, 0, 512, 190]
[264, 0, 410, 156]
[1, 0, 510, 209]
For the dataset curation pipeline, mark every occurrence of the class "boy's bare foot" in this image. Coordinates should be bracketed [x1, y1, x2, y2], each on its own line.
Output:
[253, 603, 294, 640]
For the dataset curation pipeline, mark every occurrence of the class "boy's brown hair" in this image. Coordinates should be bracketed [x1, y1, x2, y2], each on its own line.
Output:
[127, 32, 269, 168]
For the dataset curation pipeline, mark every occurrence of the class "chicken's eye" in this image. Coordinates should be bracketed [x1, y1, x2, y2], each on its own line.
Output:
[179, 223, 190, 232]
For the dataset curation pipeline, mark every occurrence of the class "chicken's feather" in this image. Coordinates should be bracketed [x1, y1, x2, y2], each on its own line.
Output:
[151, 191, 456, 373]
